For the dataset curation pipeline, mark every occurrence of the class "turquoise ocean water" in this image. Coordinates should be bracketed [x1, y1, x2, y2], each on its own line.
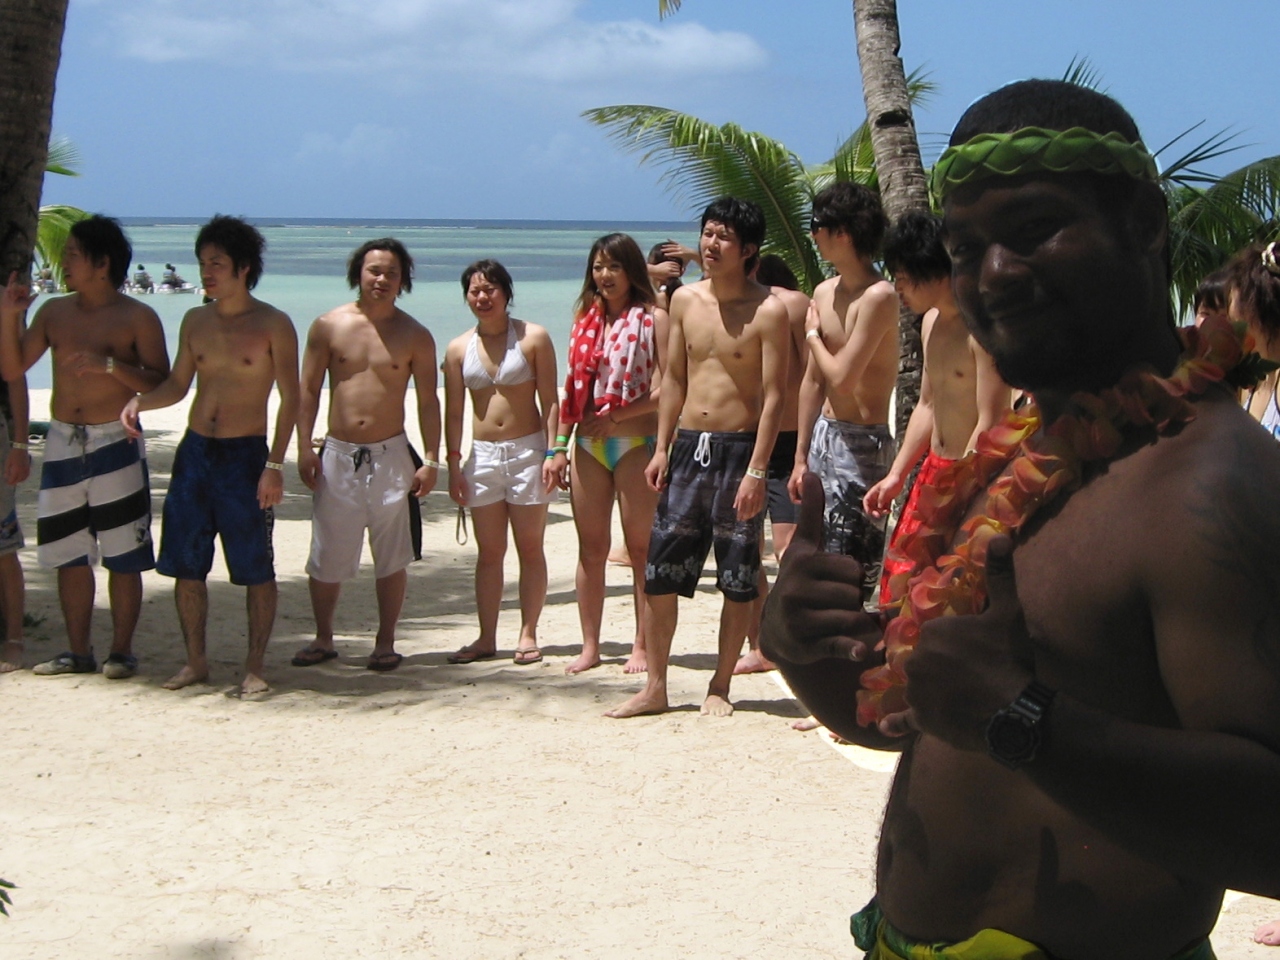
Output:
[24, 218, 697, 390]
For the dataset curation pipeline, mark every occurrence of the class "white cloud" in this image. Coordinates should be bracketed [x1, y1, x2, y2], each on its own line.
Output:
[294, 124, 407, 166]
[105, 0, 766, 82]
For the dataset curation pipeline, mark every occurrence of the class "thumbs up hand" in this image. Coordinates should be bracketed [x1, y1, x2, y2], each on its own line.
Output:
[878, 535, 1037, 746]
[760, 472, 885, 665]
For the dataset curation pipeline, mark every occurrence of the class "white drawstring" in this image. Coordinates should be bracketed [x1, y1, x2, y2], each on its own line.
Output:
[693, 431, 712, 467]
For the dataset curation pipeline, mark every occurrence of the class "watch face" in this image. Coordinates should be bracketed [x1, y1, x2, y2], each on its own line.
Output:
[988, 712, 1037, 763]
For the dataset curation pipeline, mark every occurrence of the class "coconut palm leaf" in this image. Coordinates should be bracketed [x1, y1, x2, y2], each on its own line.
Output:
[583, 105, 824, 290]
[45, 135, 81, 178]
[35, 203, 89, 285]
[658, 0, 681, 19]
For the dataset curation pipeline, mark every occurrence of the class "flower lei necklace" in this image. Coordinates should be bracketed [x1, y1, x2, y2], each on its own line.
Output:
[856, 316, 1276, 726]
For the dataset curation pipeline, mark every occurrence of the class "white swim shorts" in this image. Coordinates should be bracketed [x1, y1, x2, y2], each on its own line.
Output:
[307, 433, 420, 583]
[464, 430, 555, 508]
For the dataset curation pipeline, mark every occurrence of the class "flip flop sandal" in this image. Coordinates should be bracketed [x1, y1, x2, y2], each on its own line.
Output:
[367, 652, 403, 672]
[291, 647, 339, 667]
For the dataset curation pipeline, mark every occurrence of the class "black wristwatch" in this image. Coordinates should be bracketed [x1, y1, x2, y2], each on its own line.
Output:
[985, 680, 1056, 770]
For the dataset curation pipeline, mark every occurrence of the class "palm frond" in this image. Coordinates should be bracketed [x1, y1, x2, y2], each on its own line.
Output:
[583, 105, 824, 291]
[1061, 56, 1105, 91]
[35, 204, 91, 285]
[819, 68, 937, 193]
[45, 135, 81, 178]
[658, 0, 681, 19]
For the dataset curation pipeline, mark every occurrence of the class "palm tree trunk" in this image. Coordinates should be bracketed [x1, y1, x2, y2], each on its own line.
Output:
[0, 0, 71, 277]
[852, 0, 928, 439]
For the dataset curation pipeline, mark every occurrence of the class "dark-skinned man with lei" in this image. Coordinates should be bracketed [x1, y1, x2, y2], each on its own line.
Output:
[760, 79, 1280, 960]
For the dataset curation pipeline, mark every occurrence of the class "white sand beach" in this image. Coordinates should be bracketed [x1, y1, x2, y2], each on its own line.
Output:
[0, 390, 1275, 958]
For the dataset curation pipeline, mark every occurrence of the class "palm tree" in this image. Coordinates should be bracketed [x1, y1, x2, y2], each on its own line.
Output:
[36, 137, 91, 287]
[582, 73, 936, 295]
[0, 0, 72, 277]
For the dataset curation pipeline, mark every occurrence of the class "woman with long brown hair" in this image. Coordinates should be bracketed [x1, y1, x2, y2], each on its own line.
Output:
[553, 234, 668, 675]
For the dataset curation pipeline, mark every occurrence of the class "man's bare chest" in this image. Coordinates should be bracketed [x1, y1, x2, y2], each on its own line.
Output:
[192, 326, 272, 371]
[48, 314, 133, 355]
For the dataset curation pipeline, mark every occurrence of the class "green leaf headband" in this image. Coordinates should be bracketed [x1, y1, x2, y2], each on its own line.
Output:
[930, 126, 1159, 204]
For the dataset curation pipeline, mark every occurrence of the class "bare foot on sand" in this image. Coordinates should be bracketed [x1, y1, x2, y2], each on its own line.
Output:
[701, 693, 734, 717]
[239, 673, 270, 696]
[0, 640, 23, 673]
[564, 652, 600, 675]
[607, 545, 631, 566]
[162, 664, 209, 690]
[1256, 920, 1280, 945]
[733, 649, 775, 675]
[605, 687, 668, 718]
[791, 716, 822, 731]
[623, 647, 647, 674]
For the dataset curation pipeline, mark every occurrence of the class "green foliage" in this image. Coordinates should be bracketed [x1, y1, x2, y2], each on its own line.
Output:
[657, 0, 681, 19]
[0, 878, 15, 917]
[37, 136, 90, 285]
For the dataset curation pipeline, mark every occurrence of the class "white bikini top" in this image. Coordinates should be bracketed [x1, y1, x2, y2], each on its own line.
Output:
[462, 323, 534, 390]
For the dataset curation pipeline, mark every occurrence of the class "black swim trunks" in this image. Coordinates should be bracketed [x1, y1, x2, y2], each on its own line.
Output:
[765, 429, 798, 526]
[645, 429, 763, 602]
[157, 431, 275, 586]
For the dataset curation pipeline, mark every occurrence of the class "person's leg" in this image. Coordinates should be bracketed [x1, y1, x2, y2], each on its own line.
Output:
[298, 441, 363, 662]
[706, 597, 753, 716]
[455, 501, 508, 659]
[242, 579, 276, 693]
[307, 577, 342, 651]
[737, 558, 778, 675]
[606, 592, 676, 718]
[614, 445, 659, 674]
[56, 564, 95, 657]
[372, 568, 406, 661]
[508, 502, 549, 661]
[0, 552, 24, 672]
[163, 578, 209, 689]
[106, 570, 142, 657]
[566, 449, 616, 674]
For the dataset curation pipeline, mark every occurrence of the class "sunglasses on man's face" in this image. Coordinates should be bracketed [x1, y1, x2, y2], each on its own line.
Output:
[809, 218, 828, 233]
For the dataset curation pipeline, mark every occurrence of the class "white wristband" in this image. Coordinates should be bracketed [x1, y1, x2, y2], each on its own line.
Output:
[10, 441, 28, 451]
[746, 467, 766, 480]
[106, 356, 115, 374]
[265, 461, 284, 471]
[805, 329, 821, 341]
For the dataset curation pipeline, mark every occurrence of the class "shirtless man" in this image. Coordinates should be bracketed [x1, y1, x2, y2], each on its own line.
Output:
[0, 215, 169, 678]
[608, 196, 789, 718]
[121, 216, 299, 695]
[789, 182, 899, 598]
[762, 80, 1280, 958]
[736, 253, 809, 675]
[864, 212, 1011, 603]
[292, 238, 440, 672]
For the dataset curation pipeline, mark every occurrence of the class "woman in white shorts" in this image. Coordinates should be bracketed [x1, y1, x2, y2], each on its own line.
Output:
[551, 234, 667, 677]
[443, 260, 560, 665]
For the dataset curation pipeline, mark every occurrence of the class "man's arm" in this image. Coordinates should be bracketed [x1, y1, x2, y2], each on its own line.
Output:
[644, 291, 689, 494]
[295, 318, 331, 491]
[964, 336, 1012, 452]
[256, 312, 300, 509]
[0, 274, 49, 379]
[865, 366, 933, 518]
[788, 353, 825, 502]
[806, 283, 898, 394]
[409, 325, 441, 497]
[734, 297, 788, 521]
[4, 374, 30, 486]
[91, 305, 170, 395]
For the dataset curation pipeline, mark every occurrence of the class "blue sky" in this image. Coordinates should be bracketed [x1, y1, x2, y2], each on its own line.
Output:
[44, 0, 1280, 221]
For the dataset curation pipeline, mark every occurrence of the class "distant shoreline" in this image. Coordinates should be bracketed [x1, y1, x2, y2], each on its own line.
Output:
[118, 216, 700, 231]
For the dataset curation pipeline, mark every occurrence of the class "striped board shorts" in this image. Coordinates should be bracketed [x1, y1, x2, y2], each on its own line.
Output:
[37, 419, 155, 572]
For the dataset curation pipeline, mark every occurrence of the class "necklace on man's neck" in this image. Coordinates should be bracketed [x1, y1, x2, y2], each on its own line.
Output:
[857, 316, 1278, 726]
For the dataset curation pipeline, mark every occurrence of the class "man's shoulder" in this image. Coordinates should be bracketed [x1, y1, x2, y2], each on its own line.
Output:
[114, 293, 163, 328]
[858, 279, 897, 310]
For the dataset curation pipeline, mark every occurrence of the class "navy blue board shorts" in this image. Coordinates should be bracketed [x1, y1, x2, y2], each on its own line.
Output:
[157, 431, 275, 586]
[644, 429, 763, 603]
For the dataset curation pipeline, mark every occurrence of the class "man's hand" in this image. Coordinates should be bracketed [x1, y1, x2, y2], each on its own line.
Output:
[863, 471, 905, 519]
[410, 464, 437, 499]
[67, 351, 111, 377]
[878, 536, 1036, 743]
[644, 449, 669, 493]
[760, 472, 883, 665]
[661, 242, 698, 268]
[4, 447, 29, 486]
[1, 272, 36, 319]
[649, 260, 682, 285]
[298, 447, 322, 491]
[733, 473, 765, 521]
[448, 464, 468, 506]
[257, 467, 284, 510]
[786, 460, 808, 504]
[804, 300, 822, 337]
[120, 395, 143, 439]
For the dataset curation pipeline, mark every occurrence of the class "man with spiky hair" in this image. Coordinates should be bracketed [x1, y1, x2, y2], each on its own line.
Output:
[763, 80, 1280, 958]
[0, 214, 170, 680]
[608, 196, 789, 719]
[122, 215, 299, 696]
